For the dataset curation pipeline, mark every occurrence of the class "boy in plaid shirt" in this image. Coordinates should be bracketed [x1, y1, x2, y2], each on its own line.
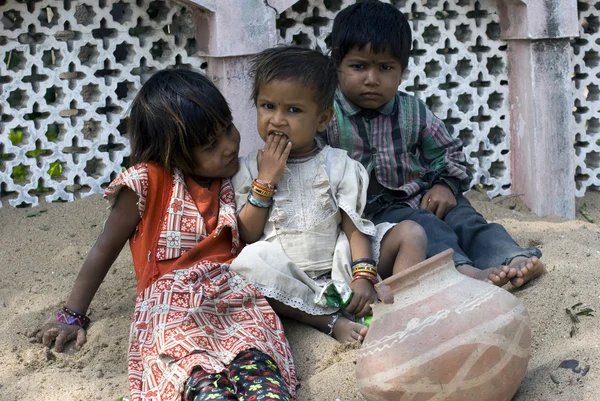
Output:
[321, 0, 546, 287]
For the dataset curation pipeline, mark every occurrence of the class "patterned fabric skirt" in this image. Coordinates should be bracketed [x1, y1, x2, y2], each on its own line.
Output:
[126, 260, 297, 401]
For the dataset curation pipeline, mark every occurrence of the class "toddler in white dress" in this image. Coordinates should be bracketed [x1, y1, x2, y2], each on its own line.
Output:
[231, 46, 428, 343]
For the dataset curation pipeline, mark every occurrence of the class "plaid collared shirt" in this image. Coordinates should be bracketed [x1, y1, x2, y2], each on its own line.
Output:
[322, 90, 471, 209]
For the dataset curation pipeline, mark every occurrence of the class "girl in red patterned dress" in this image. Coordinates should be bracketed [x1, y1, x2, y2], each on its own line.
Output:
[35, 69, 296, 401]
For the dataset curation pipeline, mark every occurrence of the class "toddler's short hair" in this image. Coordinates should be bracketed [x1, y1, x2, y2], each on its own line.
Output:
[251, 45, 338, 110]
[331, 0, 412, 70]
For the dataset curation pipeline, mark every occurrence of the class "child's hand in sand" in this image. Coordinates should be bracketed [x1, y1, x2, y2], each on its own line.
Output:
[257, 133, 292, 185]
[35, 318, 87, 352]
[346, 279, 378, 318]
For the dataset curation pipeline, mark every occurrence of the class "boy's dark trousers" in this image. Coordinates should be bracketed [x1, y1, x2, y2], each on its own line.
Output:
[369, 193, 541, 269]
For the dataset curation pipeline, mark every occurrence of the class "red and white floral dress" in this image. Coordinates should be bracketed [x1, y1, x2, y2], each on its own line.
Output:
[104, 163, 297, 401]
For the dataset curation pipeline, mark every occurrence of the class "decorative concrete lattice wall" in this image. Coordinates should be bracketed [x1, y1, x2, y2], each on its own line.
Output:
[573, 0, 600, 196]
[278, 0, 512, 197]
[0, 0, 205, 207]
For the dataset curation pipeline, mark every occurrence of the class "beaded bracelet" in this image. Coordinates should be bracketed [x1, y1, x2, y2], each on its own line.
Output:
[247, 192, 273, 208]
[352, 263, 377, 273]
[56, 306, 90, 328]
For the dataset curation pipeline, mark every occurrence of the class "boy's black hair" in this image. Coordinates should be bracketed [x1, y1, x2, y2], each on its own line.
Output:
[331, 0, 412, 70]
[251, 45, 338, 110]
[128, 68, 232, 174]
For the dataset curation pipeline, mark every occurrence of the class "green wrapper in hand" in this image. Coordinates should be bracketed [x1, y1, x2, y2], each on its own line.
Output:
[315, 280, 373, 327]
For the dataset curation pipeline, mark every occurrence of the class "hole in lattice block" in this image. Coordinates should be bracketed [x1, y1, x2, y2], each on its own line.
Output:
[390, 0, 408, 8]
[489, 160, 506, 178]
[59, 62, 85, 90]
[81, 84, 100, 103]
[172, 54, 192, 69]
[150, 39, 171, 61]
[405, 76, 428, 93]
[277, 11, 296, 38]
[292, 33, 311, 47]
[0, 73, 11, 85]
[185, 38, 197, 57]
[575, 134, 589, 157]
[78, 43, 99, 67]
[585, 84, 599, 101]
[117, 118, 128, 137]
[585, 151, 600, 169]
[470, 106, 491, 129]
[457, 93, 473, 113]
[111, 1, 132, 24]
[573, 99, 589, 119]
[572, 37, 587, 56]
[42, 48, 62, 68]
[8, 89, 27, 109]
[502, 184, 511, 190]
[18, 24, 44, 47]
[23, 65, 48, 91]
[486, 55, 504, 76]
[64, 175, 91, 196]
[2, 10, 23, 30]
[116, 81, 135, 100]
[121, 156, 130, 169]
[588, 117, 599, 135]
[409, 3, 425, 21]
[44, 86, 64, 105]
[131, 57, 156, 81]
[84, 157, 106, 179]
[470, 73, 491, 95]
[423, 24, 441, 45]
[38, 6, 58, 28]
[82, 120, 101, 140]
[4, 50, 25, 70]
[426, 95, 442, 114]
[92, 18, 117, 49]
[94, 59, 119, 83]
[75, 4, 96, 25]
[444, 110, 461, 127]
[435, 2, 458, 20]
[303, 8, 328, 35]
[575, 166, 589, 191]
[10, 163, 30, 184]
[425, 60, 441, 78]
[436, 38, 458, 62]
[423, 0, 439, 9]
[458, 128, 474, 147]
[7, 125, 28, 145]
[487, 91, 504, 110]
[501, 149, 508, 155]
[147, 0, 168, 22]
[466, 2, 488, 26]
[584, 15, 599, 34]
[292, 0, 309, 13]
[583, 50, 599, 68]
[129, 17, 151, 46]
[324, 0, 343, 12]
[486, 21, 501, 40]
[62, 137, 90, 164]
[439, 74, 459, 94]
[200, 62, 207, 70]
[24, 103, 50, 128]
[99, 135, 126, 160]
[455, 24, 472, 42]
[472, 141, 494, 166]
[114, 42, 134, 64]
[25, 139, 52, 163]
[410, 40, 426, 58]
[0, 141, 16, 163]
[487, 126, 505, 146]
[97, 98, 123, 124]
[469, 36, 491, 61]
[46, 123, 64, 142]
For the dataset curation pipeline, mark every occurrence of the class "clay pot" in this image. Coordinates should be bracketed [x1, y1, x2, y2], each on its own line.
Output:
[356, 249, 531, 401]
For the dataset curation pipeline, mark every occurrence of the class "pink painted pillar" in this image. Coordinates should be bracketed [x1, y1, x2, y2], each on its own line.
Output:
[498, 0, 579, 218]
[175, 0, 297, 156]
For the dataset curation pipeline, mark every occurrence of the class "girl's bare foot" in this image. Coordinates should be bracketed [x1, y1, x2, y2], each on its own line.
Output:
[332, 315, 368, 343]
[508, 256, 546, 287]
[457, 264, 516, 287]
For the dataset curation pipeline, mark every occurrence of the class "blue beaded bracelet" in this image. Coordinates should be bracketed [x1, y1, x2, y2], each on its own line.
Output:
[247, 192, 273, 208]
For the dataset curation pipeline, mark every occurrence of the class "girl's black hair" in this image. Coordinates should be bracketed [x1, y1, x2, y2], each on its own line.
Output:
[331, 0, 412, 70]
[128, 68, 232, 174]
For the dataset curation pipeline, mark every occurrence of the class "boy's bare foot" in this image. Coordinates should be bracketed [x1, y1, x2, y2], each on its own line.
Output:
[456, 264, 516, 287]
[508, 256, 546, 287]
[332, 316, 368, 343]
